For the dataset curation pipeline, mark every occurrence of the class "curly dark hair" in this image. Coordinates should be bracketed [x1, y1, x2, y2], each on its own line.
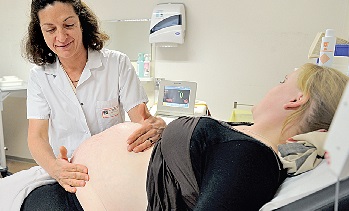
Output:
[23, 0, 109, 66]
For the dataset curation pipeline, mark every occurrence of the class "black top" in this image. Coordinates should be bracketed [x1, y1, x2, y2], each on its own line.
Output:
[147, 116, 287, 210]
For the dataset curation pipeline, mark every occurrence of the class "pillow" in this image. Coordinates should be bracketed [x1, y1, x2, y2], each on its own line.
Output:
[278, 131, 327, 176]
[261, 131, 331, 210]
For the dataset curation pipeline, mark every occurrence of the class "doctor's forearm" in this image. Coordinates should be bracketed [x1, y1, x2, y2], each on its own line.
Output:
[28, 136, 57, 176]
[27, 119, 58, 176]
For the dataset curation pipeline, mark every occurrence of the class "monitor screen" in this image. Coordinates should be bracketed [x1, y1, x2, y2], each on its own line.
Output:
[162, 85, 191, 108]
[156, 80, 197, 117]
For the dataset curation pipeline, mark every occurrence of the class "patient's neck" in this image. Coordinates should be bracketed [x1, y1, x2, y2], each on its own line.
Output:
[234, 125, 279, 152]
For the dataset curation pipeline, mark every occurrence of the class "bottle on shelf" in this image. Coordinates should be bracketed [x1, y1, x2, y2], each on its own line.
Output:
[318, 29, 336, 67]
[143, 54, 151, 78]
[137, 53, 144, 77]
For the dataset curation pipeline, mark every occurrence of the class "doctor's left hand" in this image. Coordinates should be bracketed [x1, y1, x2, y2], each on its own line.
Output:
[53, 146, 89, 193]
[127, 104, 166, 153]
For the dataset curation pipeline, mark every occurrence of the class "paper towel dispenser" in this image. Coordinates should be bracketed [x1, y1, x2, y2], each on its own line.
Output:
[149, 3, 186, 47]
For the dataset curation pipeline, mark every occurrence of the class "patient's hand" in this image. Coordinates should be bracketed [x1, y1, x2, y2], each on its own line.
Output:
[52, 146, 89, 193]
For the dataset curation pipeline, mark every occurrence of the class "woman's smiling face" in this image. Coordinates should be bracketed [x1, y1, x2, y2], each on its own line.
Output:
[38, 1, 85, 59]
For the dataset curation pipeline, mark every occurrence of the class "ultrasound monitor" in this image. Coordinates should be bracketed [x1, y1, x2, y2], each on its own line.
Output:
[156, 80, 197, 117]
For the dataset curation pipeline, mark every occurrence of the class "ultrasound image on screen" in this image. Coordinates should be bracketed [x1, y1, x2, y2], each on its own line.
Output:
[162, 86, 191, 108]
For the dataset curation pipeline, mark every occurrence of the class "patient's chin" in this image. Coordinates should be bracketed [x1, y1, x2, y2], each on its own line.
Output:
[71, 122, 153, 211]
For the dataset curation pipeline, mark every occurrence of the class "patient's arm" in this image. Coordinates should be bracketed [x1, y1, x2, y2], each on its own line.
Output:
[71, 122, 152, 211]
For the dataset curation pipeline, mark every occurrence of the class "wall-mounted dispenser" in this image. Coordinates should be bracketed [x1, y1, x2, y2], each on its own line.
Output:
[149, 3, 186, 47]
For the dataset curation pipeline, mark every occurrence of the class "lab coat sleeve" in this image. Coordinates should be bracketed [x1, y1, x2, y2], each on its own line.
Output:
[118, 53, 148, 113]
[27, 67, 51, 119]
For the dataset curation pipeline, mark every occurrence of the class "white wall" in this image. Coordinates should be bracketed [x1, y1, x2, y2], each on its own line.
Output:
[1, 0, 349, 159]
[85, 0, 349, 120]
[0, 0, 33, 78]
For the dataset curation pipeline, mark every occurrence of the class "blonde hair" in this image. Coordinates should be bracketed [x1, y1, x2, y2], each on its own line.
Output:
[283, 63, 349, 134]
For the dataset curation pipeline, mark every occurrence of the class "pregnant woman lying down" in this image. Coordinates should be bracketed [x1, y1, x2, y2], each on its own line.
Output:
[21, 63, 349, 210]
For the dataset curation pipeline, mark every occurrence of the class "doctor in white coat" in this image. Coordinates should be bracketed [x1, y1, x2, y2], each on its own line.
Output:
[6, 0, 164, 203]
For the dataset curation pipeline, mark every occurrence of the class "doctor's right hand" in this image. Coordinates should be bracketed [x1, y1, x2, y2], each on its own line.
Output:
[52, 146, 89, 193]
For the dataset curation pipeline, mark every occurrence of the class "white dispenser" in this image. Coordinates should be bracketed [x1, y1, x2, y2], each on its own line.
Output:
[149, 3, 186, 47]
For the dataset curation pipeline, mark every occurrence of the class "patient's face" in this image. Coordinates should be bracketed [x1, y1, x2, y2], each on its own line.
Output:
[252, 68, 301, 121]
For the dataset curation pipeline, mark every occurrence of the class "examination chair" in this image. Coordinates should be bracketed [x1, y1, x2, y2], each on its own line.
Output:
[277, 176, 349, 210]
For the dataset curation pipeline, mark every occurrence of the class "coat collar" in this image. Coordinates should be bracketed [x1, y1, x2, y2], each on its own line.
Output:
[44, 48, 103, 75]
[44, 49, 103, 106]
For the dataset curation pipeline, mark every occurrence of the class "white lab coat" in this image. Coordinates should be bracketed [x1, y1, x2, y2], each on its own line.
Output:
[27, 48, 148, 157]
[0, 49, 148, 210]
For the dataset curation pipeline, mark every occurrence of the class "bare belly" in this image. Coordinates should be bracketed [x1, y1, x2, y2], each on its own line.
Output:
[71, 122, 152, 211]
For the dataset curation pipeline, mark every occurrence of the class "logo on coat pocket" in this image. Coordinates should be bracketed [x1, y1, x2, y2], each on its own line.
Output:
[102, 106, 119, 118]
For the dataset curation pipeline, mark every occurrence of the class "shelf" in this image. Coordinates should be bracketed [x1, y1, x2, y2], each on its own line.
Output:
[139, 77, 154, 82]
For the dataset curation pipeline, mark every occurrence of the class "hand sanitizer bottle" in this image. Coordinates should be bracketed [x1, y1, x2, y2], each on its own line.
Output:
[137, 53, 144, 77]
[143, 54, 151, 78]
[318, 29, 336, 67]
